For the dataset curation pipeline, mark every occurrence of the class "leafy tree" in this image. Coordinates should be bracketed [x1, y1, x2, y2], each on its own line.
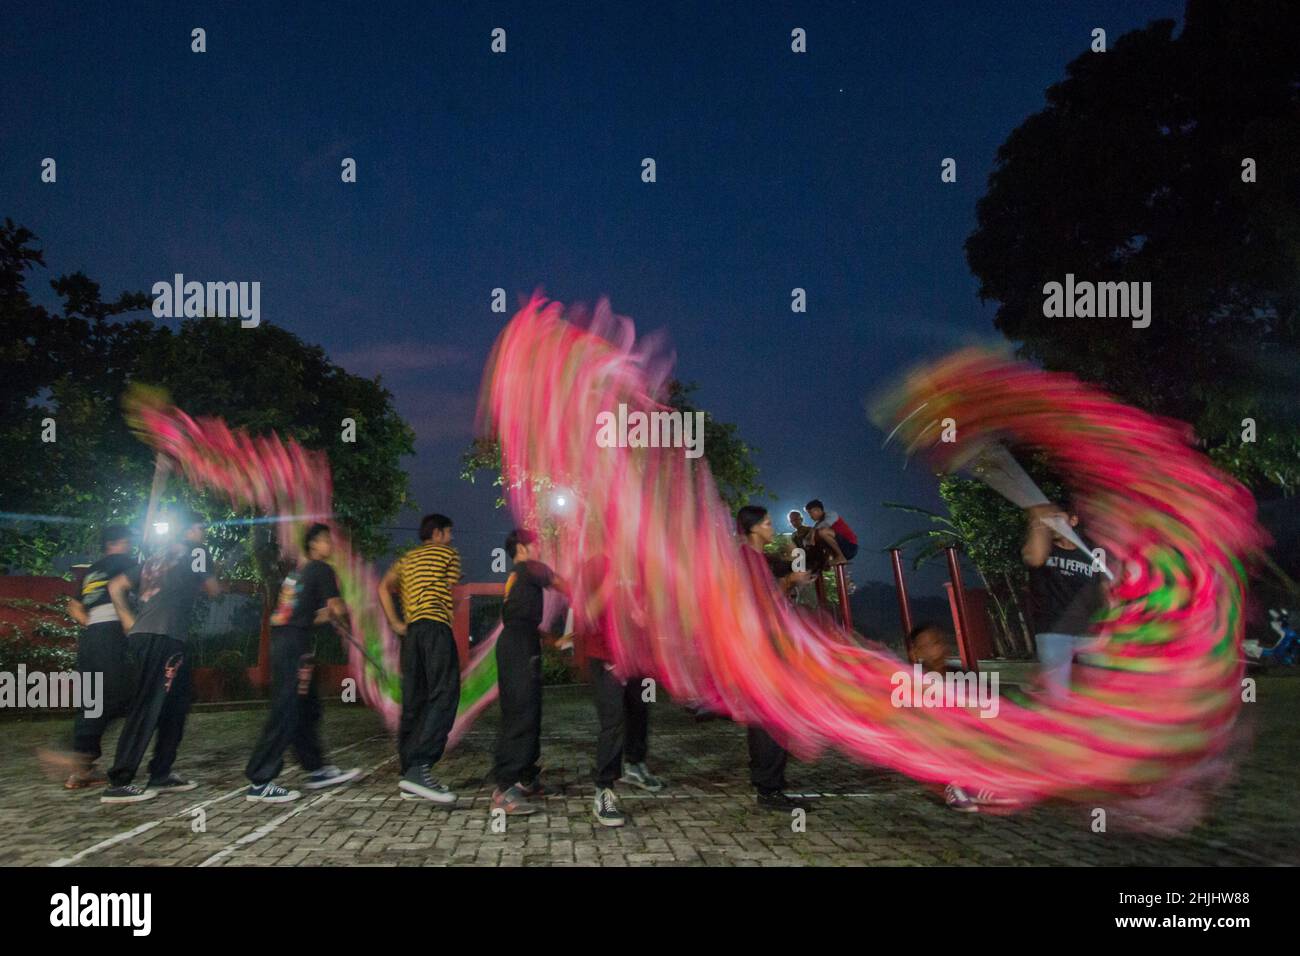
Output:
[0, 222, 416, 593]
[965, 0, 1300, 495]
[0, 220, 157, 571]
[461, 378, 768, 513]
[131, 316, 416, 564]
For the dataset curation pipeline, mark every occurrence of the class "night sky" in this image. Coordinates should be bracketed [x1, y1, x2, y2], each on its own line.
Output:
[2, 1, 1186, 592]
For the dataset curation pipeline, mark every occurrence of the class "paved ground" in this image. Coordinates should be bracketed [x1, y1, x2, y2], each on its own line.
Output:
[1, 671, 1297, 867]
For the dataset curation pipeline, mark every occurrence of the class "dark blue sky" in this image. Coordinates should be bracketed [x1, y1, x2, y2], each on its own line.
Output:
[2, 1, 1185, 594]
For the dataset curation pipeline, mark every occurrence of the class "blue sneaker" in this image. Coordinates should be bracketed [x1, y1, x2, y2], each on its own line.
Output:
[101, 784, 158, 804]
[303, 765, 360, 790]
[398, 765, 456, 804]
[619, 762, 665, 793]
[247, 782, 300, 803]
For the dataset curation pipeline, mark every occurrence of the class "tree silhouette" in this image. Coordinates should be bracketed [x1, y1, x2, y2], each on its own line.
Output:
[966, 0, 1300, 494]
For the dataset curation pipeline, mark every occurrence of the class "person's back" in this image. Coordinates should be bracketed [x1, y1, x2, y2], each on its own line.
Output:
[502, 559, 553, 634]
[377, 513, 462, 804]
[396, 540, 460, 627]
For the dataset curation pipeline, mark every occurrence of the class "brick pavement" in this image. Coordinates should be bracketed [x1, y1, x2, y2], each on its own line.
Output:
[1, 680, 1297, 867]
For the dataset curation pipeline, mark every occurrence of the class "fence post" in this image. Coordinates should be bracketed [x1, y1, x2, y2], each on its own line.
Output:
[944, 546, 979, 673]
[889, 547, 914, 643]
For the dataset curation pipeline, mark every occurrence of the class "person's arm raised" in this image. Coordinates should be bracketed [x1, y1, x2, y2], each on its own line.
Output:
[1021, 505, 1059, 568]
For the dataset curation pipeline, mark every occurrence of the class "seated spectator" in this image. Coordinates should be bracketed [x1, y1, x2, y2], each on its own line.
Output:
[805, 499, 859, 565]
[907, 622, 949, 674]
[787, 510, 829, 576]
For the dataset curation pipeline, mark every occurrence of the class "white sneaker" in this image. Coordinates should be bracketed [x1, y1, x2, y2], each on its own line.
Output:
[593, 787, 626, 827]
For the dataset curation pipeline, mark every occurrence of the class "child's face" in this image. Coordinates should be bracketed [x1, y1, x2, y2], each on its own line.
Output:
[912, 630, 946, 668]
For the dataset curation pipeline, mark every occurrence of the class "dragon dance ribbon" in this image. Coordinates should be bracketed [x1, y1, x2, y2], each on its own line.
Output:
[480, 295, 1266, 823]
[123, 385, 501, 740]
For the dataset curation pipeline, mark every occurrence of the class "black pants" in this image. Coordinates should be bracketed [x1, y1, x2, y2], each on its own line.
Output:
[397, 620, 461, 774]
[72, 620, 134, 760]
[245, 627, 325, 785]
[108, 634, 192, 787]
[589, 658, 649, 787]
[747, 726, 788, 795]
[493, 625, 543, 789]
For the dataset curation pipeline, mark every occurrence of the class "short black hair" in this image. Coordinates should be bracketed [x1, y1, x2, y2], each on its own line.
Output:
[101, 525, 132, 548]
[505, 528, 537, 557]
[303, 522, 331, 552]
[736, 505, 768, 536]
[418, 513, 453, 541]
[805, 499, 824, 512]
[907, 621, 941, 643]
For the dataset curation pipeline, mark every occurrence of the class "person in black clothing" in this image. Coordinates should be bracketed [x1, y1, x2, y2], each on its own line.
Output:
[63, 526, 137, 789]
[102, 510, 220, 804]
[1022, 501, 1108, 700]
[491, 528, 568, 816]
[737, 505, 813, 813]
[573, 554, 665, 829]
[244, 523, 361, 803]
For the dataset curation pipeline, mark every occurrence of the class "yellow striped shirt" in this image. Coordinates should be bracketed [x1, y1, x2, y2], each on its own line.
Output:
[395, 543, 461, 626]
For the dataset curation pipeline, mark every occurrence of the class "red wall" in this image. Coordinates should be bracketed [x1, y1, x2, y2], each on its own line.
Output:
[0, 575, 77, 640]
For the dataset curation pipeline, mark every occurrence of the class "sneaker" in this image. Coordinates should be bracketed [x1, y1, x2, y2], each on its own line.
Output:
[303, 765, 361, 790]
[246, 782, 301, 803]
[592, 787, 626, 827]
[65, 764, 107, 790]
[517, 774, 546, 798]
[101, 784, 158, 804]
[944, 783, 979, 812]
[970, 788, 1021, 809]
[147, 774, 199, 793]
[619, 761, 664, 793]
[756, 790, 811, 812]
[491, 784, 540, 815]
[398, 765, 457, 804]
[945, 783, 1018, 812]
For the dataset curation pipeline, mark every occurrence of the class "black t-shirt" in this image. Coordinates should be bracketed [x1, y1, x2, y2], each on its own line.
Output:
[1029, 541, 1105, 635]
[502, 560, 554, 631]
[80, 553, 136, 622]
[270, 559, 341, 630]
[127, 546, 213, 640]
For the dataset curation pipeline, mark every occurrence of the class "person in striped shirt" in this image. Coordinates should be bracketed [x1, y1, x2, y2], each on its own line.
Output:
[379, 513, 462, 804]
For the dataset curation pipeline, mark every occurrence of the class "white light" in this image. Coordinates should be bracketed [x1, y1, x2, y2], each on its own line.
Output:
[555, 496, 567, 507]
[153, 521, 170, 536]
